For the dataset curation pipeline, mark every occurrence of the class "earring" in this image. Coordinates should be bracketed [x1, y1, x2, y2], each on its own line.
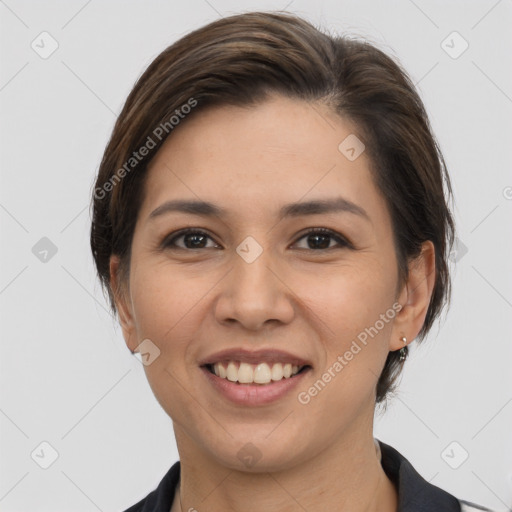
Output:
[399, 336, 407, 362]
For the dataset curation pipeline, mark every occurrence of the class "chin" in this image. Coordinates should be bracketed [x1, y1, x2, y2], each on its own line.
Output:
[202, 430, 310, 473]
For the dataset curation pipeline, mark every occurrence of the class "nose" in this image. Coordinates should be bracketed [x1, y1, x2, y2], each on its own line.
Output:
[214, 243, 295, 331]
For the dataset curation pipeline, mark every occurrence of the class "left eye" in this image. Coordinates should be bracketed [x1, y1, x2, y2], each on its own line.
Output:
[293, 228, 350, 250]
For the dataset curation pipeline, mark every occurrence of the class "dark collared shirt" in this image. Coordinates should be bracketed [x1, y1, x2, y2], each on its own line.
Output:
[122, 440, 496, 512]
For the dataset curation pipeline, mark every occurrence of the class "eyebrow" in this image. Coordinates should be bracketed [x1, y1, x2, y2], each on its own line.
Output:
[148, 197, 370, 223]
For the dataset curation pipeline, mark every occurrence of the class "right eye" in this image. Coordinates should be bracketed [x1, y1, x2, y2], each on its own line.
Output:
[162, 228, 221, 250]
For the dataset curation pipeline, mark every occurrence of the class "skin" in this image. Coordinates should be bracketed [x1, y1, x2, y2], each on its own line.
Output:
[110, 94, 435, 512]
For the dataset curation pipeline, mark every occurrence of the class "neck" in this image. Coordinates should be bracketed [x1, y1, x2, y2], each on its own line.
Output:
[172, 427, 398, 512]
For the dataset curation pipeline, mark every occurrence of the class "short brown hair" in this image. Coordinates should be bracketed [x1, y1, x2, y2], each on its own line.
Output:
[90, 11, 455, 403]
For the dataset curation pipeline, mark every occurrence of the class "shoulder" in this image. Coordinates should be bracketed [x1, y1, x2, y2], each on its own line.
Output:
[121, 461, 180, 512]
[377, 440, 498, 512]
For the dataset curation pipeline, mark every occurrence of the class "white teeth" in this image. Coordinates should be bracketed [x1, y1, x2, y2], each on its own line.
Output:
[226, 361, 238, 382]
[211, 361, 303, 384]
[254, 363, 271, 383]
[238, 362, 254, 383]
[271, 363, 283, 381]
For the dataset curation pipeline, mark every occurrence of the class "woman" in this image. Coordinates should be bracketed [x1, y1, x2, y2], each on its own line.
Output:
[90, 11, 496, 512]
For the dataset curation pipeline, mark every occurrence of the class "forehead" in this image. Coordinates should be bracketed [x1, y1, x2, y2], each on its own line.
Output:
[139, 95, 386, 224]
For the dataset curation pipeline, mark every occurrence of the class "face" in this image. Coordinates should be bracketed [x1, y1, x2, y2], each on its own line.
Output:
[111, 94, 432, 472]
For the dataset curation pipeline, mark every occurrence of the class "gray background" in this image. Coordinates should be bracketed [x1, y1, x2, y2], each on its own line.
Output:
[1, 0, 511, 510]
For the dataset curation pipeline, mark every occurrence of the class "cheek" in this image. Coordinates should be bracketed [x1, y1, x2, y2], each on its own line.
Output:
[132, 264, 213, 320]
[296, 261, 396, 340]
[128, 266, 210, 414]
[129, 264, 208, 350]
[293, 262, 397, 407]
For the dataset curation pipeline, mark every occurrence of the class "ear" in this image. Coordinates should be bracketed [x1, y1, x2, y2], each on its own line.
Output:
[389, 240, 436, 351]
[109, 255, 138, 353]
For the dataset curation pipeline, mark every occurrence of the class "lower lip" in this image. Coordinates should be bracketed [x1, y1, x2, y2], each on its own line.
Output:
[200, 366, 311, 406]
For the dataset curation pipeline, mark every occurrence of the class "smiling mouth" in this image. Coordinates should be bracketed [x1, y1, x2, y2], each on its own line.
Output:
[203, 361, 311, 385]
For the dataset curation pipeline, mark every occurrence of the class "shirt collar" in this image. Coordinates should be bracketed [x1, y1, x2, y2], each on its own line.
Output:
[378, 439, 461, 511]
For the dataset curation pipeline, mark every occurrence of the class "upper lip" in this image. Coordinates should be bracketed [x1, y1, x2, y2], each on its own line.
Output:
[199, 348, 312, 368]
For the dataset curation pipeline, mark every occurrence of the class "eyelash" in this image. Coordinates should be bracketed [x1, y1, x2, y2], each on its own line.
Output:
[161, 227, 352, 251]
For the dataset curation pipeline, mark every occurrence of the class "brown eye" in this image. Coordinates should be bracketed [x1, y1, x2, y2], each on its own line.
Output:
[294, 228, 350, 250]
[161, 227, 351, 252]
[163, 229, 219, 250]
